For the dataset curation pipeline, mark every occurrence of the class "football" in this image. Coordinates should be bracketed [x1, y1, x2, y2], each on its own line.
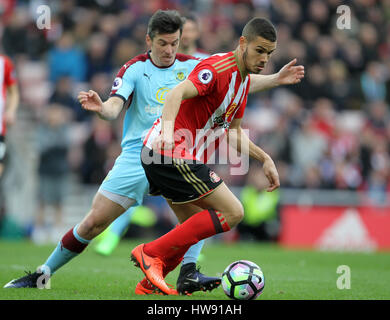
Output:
[221, 260, 265, 300]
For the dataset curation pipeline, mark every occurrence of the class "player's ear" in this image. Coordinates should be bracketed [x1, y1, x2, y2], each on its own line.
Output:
[239, 36, 248, 52]
[146, 34, 152, 47]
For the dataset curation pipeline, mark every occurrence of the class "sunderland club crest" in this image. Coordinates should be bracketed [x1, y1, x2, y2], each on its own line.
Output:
[209, 170, 221, 183]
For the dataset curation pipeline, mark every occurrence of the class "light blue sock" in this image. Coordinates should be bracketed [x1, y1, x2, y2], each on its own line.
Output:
[182, 240, 205, 265]
[43, 224, 91, 275]
[109, 206, 136, 237]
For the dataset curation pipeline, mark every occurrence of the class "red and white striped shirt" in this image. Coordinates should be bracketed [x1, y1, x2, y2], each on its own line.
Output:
[144, 51, 251, 163]
[0, 55, 17, 136]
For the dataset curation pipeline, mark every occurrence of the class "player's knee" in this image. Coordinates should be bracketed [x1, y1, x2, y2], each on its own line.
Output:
[233, 203, 245, 226]
[77, 216, 96, 239]
[225, 202, 244, 228]
[78, 211, 107, 239]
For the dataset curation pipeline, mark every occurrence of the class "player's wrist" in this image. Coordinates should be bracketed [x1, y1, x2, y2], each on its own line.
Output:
[274, 72, 283, 86]
[161, 120, 175, 136]
[260, 153, 273, 165]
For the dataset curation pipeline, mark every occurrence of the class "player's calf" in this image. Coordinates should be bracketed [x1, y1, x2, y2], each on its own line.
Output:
[195, 182, 244, 229]
[77, 193, 126, 240]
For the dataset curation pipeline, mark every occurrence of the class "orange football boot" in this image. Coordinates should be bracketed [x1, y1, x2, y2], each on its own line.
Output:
[131, 243, 178, 295]
[135, 277, 177, 295]
[135, 277, 163, 295]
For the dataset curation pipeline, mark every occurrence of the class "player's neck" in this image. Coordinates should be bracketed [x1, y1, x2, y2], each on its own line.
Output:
[233, 49, 248, 81]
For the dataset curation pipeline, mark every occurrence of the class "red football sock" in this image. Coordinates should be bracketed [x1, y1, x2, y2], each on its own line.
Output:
[144, 209, 230, 262]
[61, 227, 88, 253]
[163, 256, 183, 278]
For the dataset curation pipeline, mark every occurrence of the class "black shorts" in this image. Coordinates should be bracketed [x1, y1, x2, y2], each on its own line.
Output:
[0, 136, 6, 163]
[141, 146, 223, 204]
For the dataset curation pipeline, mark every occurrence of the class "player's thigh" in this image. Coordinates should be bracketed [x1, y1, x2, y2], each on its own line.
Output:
[100, 150, 148, 206]
[166, 199, 203, 223]
[192, 182, 244, 225]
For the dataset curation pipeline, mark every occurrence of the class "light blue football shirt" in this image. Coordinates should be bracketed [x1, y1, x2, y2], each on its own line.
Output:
[110, 52, 200, 152]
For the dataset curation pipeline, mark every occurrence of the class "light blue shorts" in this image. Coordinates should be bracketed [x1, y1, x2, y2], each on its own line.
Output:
[99, 148, 148, 206]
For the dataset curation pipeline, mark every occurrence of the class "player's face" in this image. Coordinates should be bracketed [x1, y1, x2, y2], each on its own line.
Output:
[147, 30, 181, 67]
[180, 20, 199, 48]
[242, 36, 276, 74]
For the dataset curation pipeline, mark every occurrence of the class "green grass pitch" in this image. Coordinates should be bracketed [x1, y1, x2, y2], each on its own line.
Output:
[0, 239, 389, 300]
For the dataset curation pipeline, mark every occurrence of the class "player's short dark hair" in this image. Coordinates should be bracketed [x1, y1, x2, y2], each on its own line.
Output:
[242, 18, 277, 43]
[147, 10, 184, 39]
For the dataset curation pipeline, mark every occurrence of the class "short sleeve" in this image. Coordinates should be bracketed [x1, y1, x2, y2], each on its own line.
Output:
[4, 57, 17, 86]
[110, 64, 136, 101]
[187, 62, 217, 96]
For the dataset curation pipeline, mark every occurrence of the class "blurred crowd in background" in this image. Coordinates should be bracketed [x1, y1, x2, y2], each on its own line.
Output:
[0, 0, 389, 241]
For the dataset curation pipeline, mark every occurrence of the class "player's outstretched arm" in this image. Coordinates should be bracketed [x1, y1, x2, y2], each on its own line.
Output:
[228, 118, 280, 192]
[153, 80, 198, 151]
[248, 58, 305, 94]
[78, 90, 124, 120]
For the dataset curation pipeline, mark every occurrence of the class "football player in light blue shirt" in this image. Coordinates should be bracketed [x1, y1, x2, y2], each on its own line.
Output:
[95, 13, 210, 262]
[3, 10, 221, 295]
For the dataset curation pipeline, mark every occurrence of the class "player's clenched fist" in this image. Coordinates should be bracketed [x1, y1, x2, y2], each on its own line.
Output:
[78, 90, 103, 113]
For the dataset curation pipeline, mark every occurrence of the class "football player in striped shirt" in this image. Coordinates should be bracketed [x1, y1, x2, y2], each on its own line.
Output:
[132, 17, 305, 295]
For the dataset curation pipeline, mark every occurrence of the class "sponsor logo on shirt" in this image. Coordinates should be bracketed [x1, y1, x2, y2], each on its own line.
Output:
[212, 103, 237, 128]
[156, 87, 170, 103]
[225, 103, 237, 119]
[145, 105, 163, 115]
